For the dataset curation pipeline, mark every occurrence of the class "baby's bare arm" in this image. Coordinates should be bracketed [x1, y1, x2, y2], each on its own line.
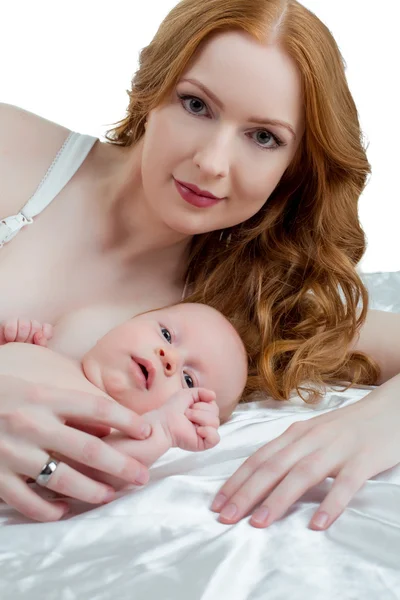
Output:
[68, 413, 172, 489]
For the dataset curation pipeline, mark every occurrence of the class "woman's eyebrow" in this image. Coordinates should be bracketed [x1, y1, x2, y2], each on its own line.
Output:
[179, 77, 296, 140]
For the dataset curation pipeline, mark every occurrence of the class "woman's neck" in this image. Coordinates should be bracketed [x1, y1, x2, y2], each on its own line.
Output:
[81, 137, 192, 288]
[84, 137, 193, 264]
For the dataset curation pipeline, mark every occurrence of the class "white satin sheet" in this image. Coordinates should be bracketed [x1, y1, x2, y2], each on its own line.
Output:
[0, 271, 400, 599]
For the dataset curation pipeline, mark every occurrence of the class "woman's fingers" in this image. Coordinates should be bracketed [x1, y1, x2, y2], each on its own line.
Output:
[308, 458, 370, 530]
[65, 419, 111, 438]
[5, 410, 148, 485]
[43, 461, 116, 505]
[260, 453, 371, 531]
[36, 386, 152, 439]
[249, 447, 340, 528]
[42, 423, 149, 484]
[212, 425, 338, 525]
[211, 422, 307, 513]
[0, 474, 69, 522]
[1, 441, 117, 505]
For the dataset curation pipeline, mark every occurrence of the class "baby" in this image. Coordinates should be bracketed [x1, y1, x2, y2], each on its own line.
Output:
[0, 303, 247, 488]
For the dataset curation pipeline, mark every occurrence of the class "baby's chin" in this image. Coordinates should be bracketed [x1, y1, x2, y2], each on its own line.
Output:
[82, 353, 146, 413]
[81, 353, 106, 393]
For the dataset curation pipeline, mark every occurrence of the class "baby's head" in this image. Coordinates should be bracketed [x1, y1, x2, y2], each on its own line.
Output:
[82, 302, 247, 422]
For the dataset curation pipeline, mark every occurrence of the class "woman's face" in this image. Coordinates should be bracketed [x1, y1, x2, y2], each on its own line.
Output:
[141, 30, 304, 235]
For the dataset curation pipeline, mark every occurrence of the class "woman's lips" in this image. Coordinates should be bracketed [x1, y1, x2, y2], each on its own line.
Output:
[174, 179, 223, 208]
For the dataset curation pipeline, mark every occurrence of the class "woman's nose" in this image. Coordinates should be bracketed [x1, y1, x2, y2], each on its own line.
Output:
[157, 347, 179, 376]
[193, 131, 231, 178]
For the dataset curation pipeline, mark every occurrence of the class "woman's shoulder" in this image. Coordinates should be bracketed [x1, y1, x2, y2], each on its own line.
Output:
[0, 103, 71, 217]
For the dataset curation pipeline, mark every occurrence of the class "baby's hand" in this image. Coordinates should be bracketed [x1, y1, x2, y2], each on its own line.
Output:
[161, 388, 220, 452]
[0, 318, 53, 346]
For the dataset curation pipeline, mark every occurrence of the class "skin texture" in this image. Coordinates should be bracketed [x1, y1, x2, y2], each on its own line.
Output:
[0, 302, 247, 518]
[0, 30, 305, 522]
[3, 27, 399, 533]
[82, 303, 247, 422]
[141, 31, 304, 237]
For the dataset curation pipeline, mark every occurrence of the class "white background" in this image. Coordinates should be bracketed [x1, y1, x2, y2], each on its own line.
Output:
[1, 1, 399, 272]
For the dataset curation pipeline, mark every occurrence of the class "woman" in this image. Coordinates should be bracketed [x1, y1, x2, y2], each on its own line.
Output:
[1, 0, 399, 530]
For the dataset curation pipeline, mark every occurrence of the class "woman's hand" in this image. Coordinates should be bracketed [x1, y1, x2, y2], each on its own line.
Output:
[0, 375, 151, 521]
[211, 375, 400, 530]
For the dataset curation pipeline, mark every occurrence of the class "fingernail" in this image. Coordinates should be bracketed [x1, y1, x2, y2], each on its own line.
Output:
[141, 424, 152, 439]
[211, 494, 227, 512]
[103, 488, 116, 503]
[311, 511, 329, 529]
[55, 502, 70, 517]
[251, 506, 270, 526]
[219, 503, 237, 521]
[135, 469, 149, 485]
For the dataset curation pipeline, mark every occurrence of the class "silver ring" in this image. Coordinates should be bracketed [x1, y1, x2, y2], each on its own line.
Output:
[35, 456, 60, 487]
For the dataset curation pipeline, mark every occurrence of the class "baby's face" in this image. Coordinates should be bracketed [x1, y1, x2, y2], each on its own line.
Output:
[82, 303, 247, 422]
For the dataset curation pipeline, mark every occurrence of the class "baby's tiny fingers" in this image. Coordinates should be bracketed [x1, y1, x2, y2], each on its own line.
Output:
[197, 426, 220, 449]
[26, 320, 43, 344]
[191, 401, 217, 412]
[15, 319, 33, 343]
[3, 318, 18, 342]
[33, 332, 48, 347]
[42, 323, 53, 339]
[186, 409, 220, 429]
[196, 389, 217, 403]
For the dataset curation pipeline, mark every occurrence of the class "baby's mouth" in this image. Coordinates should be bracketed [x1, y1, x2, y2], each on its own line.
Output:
[138, 364, 148, 381]
[131, 356, 155, 390]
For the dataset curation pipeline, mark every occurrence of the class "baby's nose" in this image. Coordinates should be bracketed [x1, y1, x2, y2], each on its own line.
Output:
[157, 347, 177, 376]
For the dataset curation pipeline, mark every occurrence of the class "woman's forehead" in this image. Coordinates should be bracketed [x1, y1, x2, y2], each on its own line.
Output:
[182, 30, 303, 132]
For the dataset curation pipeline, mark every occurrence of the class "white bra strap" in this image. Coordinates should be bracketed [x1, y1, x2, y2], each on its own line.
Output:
[21, 132, 97, 219]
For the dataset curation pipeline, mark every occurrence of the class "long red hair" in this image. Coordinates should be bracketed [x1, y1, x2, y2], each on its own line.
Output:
[106, 0, 379, 402]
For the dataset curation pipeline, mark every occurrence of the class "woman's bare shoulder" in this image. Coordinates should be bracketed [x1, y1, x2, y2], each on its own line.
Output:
[352, 309, 400, 384]
[0, 103, 71, 217]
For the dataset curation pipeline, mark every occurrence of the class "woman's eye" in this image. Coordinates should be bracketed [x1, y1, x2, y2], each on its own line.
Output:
[178, 94, 208, 117]
[250, 129, 283, 150]
[161, 327, 172, 343]
[184, 373, 194, 389]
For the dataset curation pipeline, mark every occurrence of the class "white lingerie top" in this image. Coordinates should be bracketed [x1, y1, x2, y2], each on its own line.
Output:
[0, 131, 98, 248]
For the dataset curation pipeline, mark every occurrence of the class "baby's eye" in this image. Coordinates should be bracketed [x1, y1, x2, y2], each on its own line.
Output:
[184, 373, 194, 389]
[161, 327, 172, 343]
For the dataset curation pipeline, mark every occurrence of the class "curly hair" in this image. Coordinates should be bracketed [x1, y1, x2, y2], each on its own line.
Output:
[105, 0, 380, 403]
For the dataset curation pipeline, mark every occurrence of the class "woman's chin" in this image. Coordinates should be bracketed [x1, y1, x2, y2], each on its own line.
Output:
[163, 213, 221, 237]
